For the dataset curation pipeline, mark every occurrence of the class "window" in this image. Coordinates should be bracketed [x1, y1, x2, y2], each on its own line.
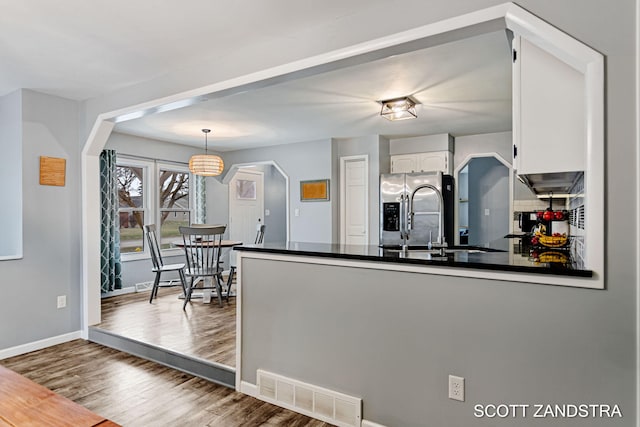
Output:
[236, 179, 256, 200]
[116, 158, 193, 258]
[117, 163, 147, 254]
[158, 167, 190, 249]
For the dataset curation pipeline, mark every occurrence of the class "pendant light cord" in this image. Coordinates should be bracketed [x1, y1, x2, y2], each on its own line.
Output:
[202, 128, 211, 155]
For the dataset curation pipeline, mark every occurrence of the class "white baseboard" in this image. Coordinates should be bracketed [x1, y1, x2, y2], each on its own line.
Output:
[362, 420, 389, 427]
[0, 331, 83, 360]
[101, 286, 136, 298]
[240, 381, 258, 397]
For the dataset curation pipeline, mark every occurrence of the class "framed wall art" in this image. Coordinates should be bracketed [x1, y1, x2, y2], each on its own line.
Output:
[39, 156, 66, 186]
[300, 179, 329, 202]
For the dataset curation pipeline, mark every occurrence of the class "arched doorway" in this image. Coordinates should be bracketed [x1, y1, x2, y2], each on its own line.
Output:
[454, 153, 513, 250]
[222, 161, 289, 244]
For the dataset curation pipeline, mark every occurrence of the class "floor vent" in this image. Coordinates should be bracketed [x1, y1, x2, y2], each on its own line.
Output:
[256, 369, 362, 427]
[134, 281, 153, 292]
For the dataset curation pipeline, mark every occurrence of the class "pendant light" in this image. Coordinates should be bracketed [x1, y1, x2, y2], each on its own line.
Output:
[189, 129, 224, 176]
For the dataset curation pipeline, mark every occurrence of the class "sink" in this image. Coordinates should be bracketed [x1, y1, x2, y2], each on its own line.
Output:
[380, 245, 501, 256]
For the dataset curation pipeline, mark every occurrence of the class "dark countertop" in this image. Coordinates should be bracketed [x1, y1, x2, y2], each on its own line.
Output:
[234, 241, 593, 278]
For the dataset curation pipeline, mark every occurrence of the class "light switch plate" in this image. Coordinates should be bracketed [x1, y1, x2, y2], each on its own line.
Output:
[57, 295, 67, 309]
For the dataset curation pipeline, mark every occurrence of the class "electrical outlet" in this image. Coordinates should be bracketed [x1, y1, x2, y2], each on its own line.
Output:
[57, 295, 67, 309]
[448, 375, 465, 401]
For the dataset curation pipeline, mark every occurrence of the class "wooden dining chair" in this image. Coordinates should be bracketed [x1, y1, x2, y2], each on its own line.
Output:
[179, 225, 227, 309]
[224, 223, 266, 301]
[255, 224, 266, 244]
[143, 224, 188, 304]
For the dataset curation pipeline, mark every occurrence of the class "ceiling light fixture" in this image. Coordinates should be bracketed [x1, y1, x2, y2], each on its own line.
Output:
[379, 96, 418, 121]
[189, 129, 224, 176]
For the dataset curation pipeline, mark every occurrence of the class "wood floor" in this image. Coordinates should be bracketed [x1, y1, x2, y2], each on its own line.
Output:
[1, 340, 331, 427]
[98, 286, 236, 366]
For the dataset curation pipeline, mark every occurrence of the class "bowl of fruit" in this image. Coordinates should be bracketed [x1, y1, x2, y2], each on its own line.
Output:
[531, 250, 569, 264]
[536, 232, 568, 248]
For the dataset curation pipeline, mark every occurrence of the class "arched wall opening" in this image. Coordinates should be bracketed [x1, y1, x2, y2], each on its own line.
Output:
[453, 153, 514, 249]
[81, 2, 604, 332]
[221, 161, 290, 244]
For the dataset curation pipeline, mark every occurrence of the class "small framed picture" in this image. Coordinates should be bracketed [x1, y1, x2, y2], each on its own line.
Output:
[300, 179, 329, 202]
[39, 156, 66, 186]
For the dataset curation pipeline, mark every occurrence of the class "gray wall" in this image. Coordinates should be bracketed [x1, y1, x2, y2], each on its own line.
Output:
[0, 90, 81, 348]
[213, 139, 334, 243]
[467, 157, 509, 250]
[0, 90, 23, 258]
[241, 257, 634, 427]
[389, 133, 453, 155]
[262, 165, 287, 243]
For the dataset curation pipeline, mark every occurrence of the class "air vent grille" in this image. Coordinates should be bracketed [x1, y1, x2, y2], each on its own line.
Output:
[295, 384, 313, 412]
[256, 369, 362, 427]
[259, 374, 276, 399]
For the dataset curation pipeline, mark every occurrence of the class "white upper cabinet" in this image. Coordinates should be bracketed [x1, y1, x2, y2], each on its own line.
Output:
[417, 151, 450, 174]
[391, 151, 451, 174]
[390, 154, 417, 173]
[512, 36, 586, 175]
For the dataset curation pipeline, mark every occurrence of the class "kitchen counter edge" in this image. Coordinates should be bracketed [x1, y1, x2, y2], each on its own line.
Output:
[234, 244, 593, 278]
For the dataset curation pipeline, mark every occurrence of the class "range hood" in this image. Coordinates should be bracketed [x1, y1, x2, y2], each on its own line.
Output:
[517, 171, 584, 196]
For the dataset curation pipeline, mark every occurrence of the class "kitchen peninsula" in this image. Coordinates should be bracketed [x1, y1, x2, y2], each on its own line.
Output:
[235, 241, 593, 278]
[234, 236, 600, 427]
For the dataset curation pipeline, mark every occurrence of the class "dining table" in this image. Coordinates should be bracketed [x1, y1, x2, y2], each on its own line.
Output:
[171, 239, 243, 303]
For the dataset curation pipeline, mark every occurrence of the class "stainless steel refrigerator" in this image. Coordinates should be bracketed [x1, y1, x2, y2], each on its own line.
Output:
[379, 172, 454, 248]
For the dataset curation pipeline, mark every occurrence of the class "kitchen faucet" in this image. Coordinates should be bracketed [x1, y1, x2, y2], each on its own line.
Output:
[408, 184, 448, 250]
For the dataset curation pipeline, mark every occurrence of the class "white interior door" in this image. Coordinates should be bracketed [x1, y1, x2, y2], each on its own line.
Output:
[340, 156, 368, 245]
[229, 169, 264, 244]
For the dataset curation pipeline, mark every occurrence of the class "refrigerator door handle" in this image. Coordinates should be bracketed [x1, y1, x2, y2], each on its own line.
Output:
[407, 198, 412, 231]
[399, 194, 405, 239]
[404, 193, 411, 240]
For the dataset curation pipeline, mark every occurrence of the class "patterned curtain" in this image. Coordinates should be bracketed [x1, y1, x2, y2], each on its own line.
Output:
[100, 150, 122, 293]
[194, 174, 207, 224]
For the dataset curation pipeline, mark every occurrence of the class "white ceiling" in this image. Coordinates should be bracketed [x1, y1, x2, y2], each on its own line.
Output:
[0, 0, 389, 100]
[1, 3, 512, 149]
[114, 30, 513, 151]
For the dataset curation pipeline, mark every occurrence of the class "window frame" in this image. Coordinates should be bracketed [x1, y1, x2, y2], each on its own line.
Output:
[156, 162, 192, 257]
[116, 157, 193, 262]
[116, 158, 152, 261]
